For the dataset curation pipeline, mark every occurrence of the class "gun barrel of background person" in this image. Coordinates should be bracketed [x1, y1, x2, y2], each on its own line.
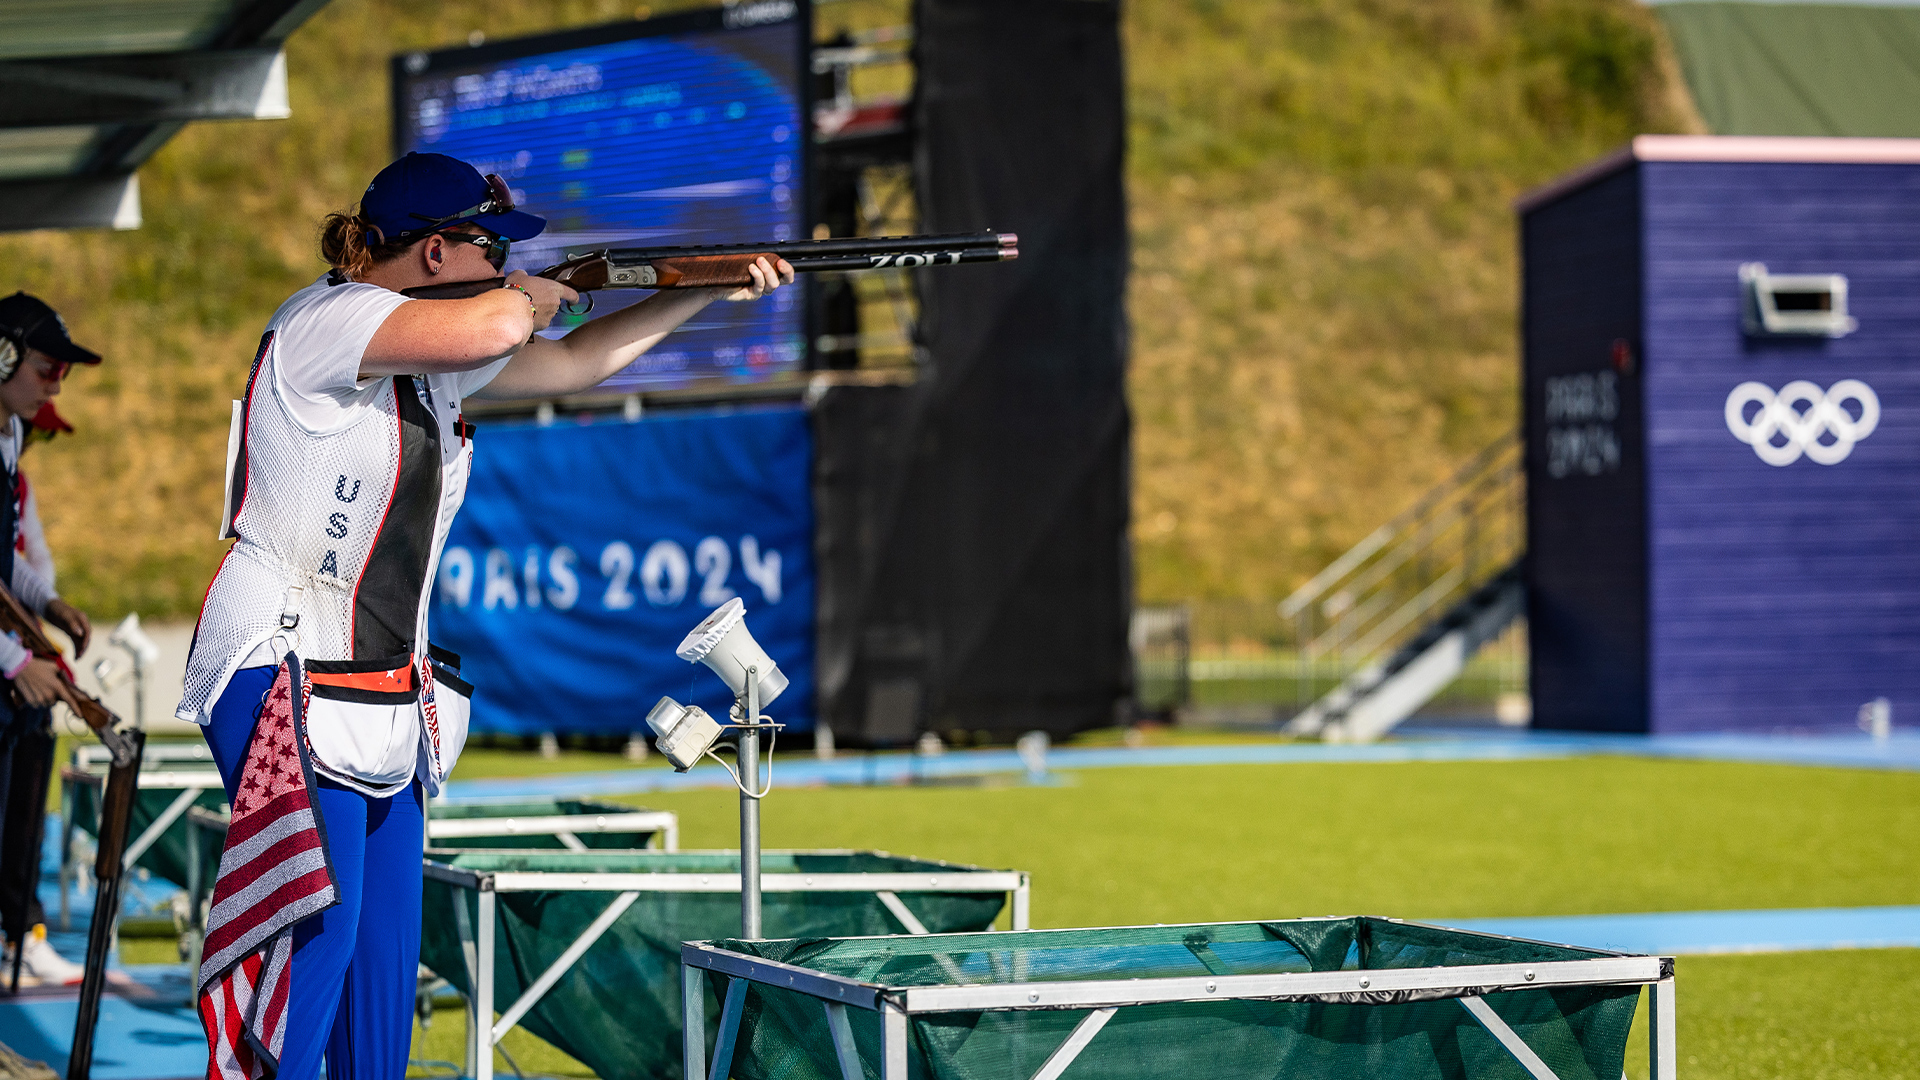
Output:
[400, 231, 1019, 299]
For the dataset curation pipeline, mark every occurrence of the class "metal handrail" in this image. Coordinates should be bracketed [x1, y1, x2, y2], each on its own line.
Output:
[1280, 432, 1520, 619]
[1282, 431, 1523, 680]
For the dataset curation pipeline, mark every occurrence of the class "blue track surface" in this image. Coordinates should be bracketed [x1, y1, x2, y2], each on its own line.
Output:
[0, 969, 201, 1080]
[1453, 907, 1920, 955]
[442, 730, 1920, 801]
[0, 819, 205, 1079]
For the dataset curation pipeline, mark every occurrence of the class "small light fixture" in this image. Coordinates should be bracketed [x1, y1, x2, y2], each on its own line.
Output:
[644, 697, 722, 772]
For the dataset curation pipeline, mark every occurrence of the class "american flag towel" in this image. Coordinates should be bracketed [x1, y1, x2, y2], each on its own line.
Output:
[197, 654, 340, 1080]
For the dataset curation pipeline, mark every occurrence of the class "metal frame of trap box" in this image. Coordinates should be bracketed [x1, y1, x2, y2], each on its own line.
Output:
[679, 918, 1678, 1080]
[422, 803, 681, 853]
[58, 741, 679, 937]
[59, 743, 225, 929]
[425, 853, 1032, 1080]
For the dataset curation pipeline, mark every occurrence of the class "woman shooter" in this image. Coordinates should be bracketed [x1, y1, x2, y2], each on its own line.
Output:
[178, 152, 792, 1080]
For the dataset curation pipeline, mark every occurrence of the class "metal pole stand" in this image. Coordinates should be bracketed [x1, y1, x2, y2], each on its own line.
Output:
[738, 666, 763, 939]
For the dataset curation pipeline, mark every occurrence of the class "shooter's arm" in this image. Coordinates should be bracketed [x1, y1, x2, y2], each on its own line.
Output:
[472, 256, 793, 401]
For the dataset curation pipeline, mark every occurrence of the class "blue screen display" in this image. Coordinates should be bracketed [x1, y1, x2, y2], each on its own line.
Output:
[394, 10, 807, 392]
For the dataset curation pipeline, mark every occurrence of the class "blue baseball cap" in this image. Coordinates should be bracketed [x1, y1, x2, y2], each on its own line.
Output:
[359, 152, 547, 244]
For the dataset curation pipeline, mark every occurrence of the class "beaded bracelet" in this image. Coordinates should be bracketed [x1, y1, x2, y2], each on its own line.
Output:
[505, 282, 537, 314]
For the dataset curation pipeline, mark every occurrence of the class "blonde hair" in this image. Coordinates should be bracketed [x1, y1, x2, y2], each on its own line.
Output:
[319, 212, 416, 279]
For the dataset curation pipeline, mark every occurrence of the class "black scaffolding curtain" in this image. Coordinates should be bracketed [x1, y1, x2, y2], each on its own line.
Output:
[813, 0, 1131, 742]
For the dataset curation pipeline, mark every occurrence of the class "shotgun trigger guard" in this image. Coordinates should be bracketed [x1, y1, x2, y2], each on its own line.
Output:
[560, 294, 593, 317]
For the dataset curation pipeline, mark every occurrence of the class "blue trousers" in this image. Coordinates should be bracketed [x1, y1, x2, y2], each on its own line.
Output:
[205, 666, 422, 1080]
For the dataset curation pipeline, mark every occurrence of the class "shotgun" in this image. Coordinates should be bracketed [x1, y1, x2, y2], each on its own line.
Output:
[401, 230, 1018, 301]
[67, 727, 143, 1080]
[0, 585, 135, 767]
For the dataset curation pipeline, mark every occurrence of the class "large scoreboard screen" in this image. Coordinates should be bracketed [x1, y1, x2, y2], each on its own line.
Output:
[392, 2, 809, 393]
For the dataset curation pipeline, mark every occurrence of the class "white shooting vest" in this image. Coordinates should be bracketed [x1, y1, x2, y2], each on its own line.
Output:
[180, 284, 490, 797]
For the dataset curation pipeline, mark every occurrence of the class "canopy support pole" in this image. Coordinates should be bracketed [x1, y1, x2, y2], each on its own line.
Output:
[1459, 995, 1562, 1080]
[1030, 1007, 1117, 1080]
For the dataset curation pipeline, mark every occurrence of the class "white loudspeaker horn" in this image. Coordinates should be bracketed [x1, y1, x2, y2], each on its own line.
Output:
[108, 613, 161, 666]
[676, 597, 788, 706]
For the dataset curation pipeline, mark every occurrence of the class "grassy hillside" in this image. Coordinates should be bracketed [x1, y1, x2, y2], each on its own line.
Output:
[1125, 0, 1697, 602]
[0, 0, 1694, 618]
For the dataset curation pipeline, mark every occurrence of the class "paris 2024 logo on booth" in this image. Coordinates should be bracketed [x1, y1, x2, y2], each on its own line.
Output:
[1724, 379, 1880, 466]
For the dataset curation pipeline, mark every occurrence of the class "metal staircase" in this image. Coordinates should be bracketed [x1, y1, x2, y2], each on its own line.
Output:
[1281, 432, 1525, 741]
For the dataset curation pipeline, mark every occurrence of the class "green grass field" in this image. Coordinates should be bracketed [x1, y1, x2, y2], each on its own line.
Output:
[403, 752, 1920, 1079]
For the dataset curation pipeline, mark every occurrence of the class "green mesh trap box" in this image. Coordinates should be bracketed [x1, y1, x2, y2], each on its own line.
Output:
[420, 849, 1031, 1080]
[681, 917, 1677, 1080]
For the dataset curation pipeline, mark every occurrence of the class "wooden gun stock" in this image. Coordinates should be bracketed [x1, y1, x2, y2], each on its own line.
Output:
[0, 585, 134, 766]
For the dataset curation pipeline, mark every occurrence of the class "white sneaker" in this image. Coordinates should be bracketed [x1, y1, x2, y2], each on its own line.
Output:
[18, 930, 83, 986]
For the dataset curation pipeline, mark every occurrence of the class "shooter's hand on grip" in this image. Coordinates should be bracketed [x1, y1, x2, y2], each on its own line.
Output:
[13, 658, 73, 710]
[0, 582, 133, 764]
[504, 270, 579, 331]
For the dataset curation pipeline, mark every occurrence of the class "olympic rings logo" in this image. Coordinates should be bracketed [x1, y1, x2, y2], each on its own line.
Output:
[1724, 379, 1880, 466]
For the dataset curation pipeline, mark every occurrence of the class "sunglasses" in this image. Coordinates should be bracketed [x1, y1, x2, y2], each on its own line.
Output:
[410, 173, 517, 230]
[442, 231, 511, 271]
[31, 355, 70, 382]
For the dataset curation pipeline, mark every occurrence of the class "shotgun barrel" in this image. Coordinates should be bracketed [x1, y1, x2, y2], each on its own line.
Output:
[68, 728, 144, 1080]
[588, 230, 1016, 262]
[401, 231, 1018, 300]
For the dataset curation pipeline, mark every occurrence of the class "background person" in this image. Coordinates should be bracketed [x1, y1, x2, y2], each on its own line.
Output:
[0, 294, 98, 985]
[178, 152, 791, 1080]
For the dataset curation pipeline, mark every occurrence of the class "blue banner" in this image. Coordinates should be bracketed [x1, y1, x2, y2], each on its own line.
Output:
[432, 406, 813, 735]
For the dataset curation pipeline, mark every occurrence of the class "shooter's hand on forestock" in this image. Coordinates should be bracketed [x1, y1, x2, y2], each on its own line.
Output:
[716, 256, 795, 303]
[0, 582, 132, 763]
[503, 270, 578, 331]
[44, 597, 90, 656]
[13, 657, 77, 710]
